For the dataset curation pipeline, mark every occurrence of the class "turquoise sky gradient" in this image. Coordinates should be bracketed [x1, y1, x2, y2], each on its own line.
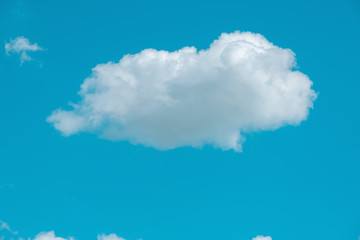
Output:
[0, 0, 359, 240]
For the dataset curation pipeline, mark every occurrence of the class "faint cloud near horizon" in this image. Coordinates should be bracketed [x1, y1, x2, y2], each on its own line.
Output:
[2, 228, 271, 240]
[0, 220, 271, 240]
[5, 36, 43, 65]
[0, 220, 18, 235]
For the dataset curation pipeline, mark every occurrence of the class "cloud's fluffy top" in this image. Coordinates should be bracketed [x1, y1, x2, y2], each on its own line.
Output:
[48, 31, 316, 151]
[5, 36, 43, 64]
[32, 231, 73, 240]
[98, 234, 125, 240]
[253, 236, 272, 240]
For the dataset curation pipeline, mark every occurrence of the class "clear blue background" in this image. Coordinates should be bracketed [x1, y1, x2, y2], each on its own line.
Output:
[0, 0, 359, 239]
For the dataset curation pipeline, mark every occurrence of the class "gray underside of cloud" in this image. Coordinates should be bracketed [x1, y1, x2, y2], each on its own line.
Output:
[47, 31, 316, 151]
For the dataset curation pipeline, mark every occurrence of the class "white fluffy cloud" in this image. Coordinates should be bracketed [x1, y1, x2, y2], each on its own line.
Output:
[48, 31, 316, 151]
[5, 36, 43, 64]
[253, 236, 272, 240]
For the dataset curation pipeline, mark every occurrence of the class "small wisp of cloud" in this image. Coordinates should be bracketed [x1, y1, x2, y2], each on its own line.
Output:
[98, 234, 125, 240]
[0, 220, 18, 236]
[4, 36, 43, 65]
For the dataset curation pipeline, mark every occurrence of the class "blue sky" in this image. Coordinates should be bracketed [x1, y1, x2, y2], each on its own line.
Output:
[0, 0, 359, 240]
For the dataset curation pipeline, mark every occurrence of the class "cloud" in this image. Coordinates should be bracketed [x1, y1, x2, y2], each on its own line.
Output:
[0, 220, 11, 232]
[1, 227, 270, 240]
[5, 36, 43, 64]
[253, 236, 272, 240]
[32, 231, 74, 240]
[0, 220, 18, 235]
[98, 234, 125, 240]
[48, 31, 316, 151]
